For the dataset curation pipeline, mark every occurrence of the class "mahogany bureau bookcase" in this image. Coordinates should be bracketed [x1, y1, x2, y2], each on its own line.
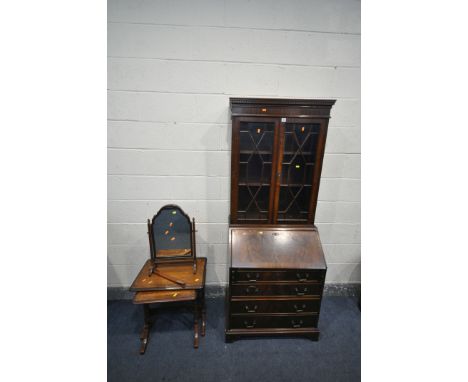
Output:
[225, 98, 336, 342]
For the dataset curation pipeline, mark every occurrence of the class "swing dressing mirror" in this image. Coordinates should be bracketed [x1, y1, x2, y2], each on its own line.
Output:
[147, 205, 197, 271]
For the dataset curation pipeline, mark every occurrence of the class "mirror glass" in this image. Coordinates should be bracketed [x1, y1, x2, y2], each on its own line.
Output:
[152, 206, 192, 258]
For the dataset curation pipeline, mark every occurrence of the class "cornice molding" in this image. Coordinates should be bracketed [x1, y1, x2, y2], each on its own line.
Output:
[229, 97, 336, 108]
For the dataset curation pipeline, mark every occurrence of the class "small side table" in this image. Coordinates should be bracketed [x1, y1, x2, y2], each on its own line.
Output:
[130, 257, 207, 354]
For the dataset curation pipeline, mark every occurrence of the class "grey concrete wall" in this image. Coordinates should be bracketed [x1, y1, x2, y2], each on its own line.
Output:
[108, 0, 361, 287]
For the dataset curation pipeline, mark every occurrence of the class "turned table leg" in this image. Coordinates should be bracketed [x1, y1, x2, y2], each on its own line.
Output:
[193, 301, 199, 349]
[139, 304, 151, 355]
[201, 289, 206, 337]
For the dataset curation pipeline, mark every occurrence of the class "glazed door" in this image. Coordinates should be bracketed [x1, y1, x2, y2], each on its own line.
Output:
[230, 117, 280, 224]
[273, 119, 326, 224]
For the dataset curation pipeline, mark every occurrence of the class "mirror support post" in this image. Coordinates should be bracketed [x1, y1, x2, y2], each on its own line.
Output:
[192, 218, 197, 274]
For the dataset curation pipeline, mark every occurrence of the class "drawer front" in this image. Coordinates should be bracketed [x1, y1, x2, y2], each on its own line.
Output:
[231, 105, 326, 118]
[230, 299, 321, 314]
[230, 314, 318, 329]
[231, 283, 323, 297]
[231, 269, 325, 283]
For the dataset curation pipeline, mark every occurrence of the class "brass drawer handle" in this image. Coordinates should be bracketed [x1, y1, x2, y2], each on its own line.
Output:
[295, 287, 308, 296]
[244, 320, 256, 329]
[291, 319, 304, 328]
[296, 272, 310, 282]
[245, 286, 259, 294]
[245, 272, 260, 282]
[244, 304, 258, 313]
[293, 303, 306, 313]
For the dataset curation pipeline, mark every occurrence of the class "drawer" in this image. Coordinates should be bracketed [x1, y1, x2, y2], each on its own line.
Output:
[230, 283, 323, 297]
[231, 105, 278, 116]
[230, 269, 325, 283]
[231, 105, 318, 118]
[230, 314, 318, 329]
[230, 298, 321, 314]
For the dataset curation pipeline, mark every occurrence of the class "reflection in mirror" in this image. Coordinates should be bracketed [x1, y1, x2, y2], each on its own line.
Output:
[152, 206, 191, 257]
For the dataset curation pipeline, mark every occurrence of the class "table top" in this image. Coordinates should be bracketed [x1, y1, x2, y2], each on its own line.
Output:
[230, 226, 326, 269]
[130, 257, 207, 292]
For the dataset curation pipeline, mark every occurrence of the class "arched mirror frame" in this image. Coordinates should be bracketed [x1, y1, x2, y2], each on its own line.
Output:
[147, 204, 197, 272]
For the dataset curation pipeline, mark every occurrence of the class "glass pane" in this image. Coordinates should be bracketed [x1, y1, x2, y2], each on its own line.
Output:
[237, 121, 275, 222]
[277, 123, 320, 222]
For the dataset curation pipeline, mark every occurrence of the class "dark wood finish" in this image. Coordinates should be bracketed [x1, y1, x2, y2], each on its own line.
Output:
[268, 118, 281, 222]
[230, 314, 319, 329]
[230, 98, 336, 119]
[230, 118, 240, 223]
[147, 204, 197, 272]
[226, 98, 334, 342]
[270, 121, 285, 223]
[309, 119, 328, 223]
[225, 226, 327, 342]
[140, 304, 151, 354]
[226, 328, 320, 342]
[130, 257, 207, 353]
[230, 226, 326, 269]
[229, 98, 335, 225]
[133, 289, 196, 304]
[233, 117, 278, 223]
[230, 283, 323, 297]
[230, 269, 325, 282]
[130, 258, 206, 292]
[191, 217, 197, 273]
[230, 297, 321, 314]
[193, 299, 199, 348]
[152, 269, 186, 287]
